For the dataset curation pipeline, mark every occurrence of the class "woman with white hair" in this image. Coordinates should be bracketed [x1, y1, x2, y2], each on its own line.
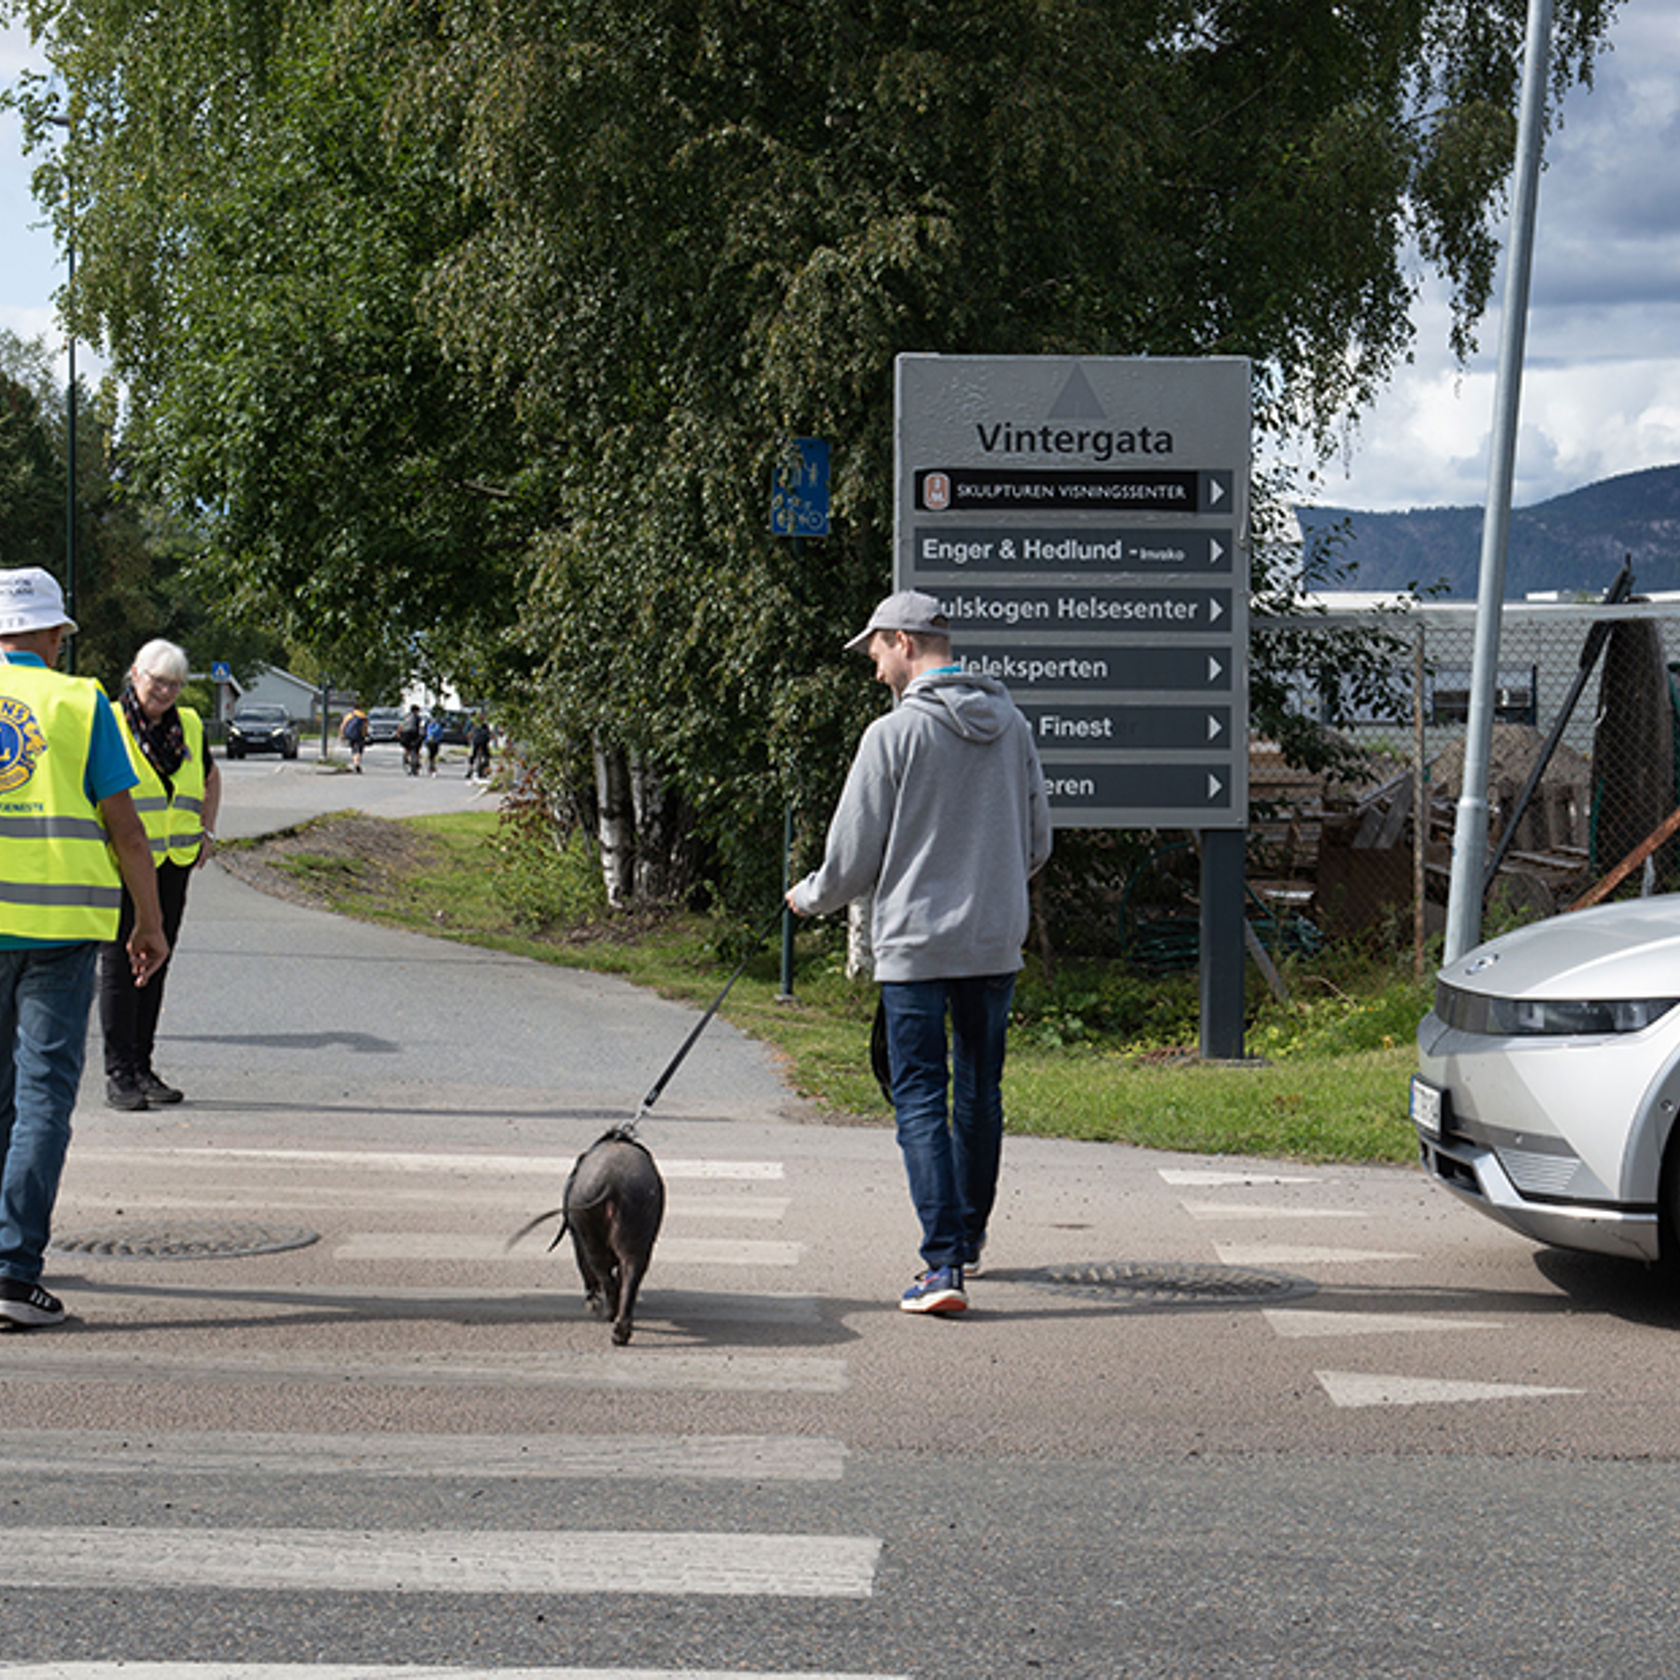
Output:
[98, 638, 222, 1110]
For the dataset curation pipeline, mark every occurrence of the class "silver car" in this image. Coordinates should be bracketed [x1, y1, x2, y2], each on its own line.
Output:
[1413, 897, 1680, 1266]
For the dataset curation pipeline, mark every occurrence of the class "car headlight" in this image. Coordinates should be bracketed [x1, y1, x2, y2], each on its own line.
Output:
[1436, 981, 1679, 1037]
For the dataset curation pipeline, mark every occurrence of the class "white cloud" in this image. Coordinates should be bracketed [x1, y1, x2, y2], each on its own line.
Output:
[1323, 0, 1680, 511]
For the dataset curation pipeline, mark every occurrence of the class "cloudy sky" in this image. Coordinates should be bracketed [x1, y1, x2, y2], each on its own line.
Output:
[4, 4, 1678, 515]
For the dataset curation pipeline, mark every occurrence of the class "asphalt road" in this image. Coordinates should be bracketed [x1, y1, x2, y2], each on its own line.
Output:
[4, 741, 1680, 1679]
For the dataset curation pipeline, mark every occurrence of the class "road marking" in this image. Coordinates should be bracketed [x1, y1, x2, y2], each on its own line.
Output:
[1214, 1242, 1421, 1265]
[1181, 1202, 1366, 1221]
[74, 1147, 786, 1181]
[0, 1348, 849, 1393]
[1159, 1169, 1320, 1186]
[1265, 1309, 1504, 1339]
[1317, 1371, 1585, 1408]
[65, 1191, 793, 1222]
[0, 1528, 883, 1597]
[0, 1667, 909, 1680]
[53, 1279, 824, 1325]
[665, 1198, 791, 1223]
[0, 1431, 848, 1481]
[336, 1235, 804, 1265]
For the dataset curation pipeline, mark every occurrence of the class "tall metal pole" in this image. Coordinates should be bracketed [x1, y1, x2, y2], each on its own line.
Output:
[1443, 0, 1554, 964]
[64, 233, 76, 674]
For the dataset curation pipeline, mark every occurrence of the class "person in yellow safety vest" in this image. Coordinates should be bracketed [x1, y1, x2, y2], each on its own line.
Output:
[98, 638, 223, 1113]
[0, 567, 168, 1329]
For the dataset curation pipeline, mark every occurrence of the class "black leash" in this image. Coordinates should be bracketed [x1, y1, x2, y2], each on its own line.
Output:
[625, 903, 787, 1135]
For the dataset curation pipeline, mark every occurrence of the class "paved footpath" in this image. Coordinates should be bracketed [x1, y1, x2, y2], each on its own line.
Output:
[7, 746, 1680, 1678]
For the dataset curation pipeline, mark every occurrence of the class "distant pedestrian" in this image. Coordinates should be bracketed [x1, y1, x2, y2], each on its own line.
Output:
[397, 705, 423, 776]
[787, 591, 1050, 1316]
[425, 715, 443, 776]
[0, 568, 169, 1328]
[99, 638, 222, 1112]
[339, 703, 368, 773]
[468, 716, 492, 781]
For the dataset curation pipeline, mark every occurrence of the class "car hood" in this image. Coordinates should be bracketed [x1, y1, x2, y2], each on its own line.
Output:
[1439, 896, 1680, 1000]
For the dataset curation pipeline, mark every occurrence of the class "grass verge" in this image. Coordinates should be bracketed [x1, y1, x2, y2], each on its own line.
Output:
[221, 809, 1427, 1166]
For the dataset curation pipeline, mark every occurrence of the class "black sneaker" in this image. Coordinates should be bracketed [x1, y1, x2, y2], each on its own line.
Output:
[0, 1277, 66, 1327]
[106, 1076, 149, 1112]
[138, 1070, 184, 1105]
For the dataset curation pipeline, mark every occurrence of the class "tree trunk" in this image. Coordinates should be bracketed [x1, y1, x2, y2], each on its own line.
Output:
[630, 749, 678, 901]
[593, 737, 635, 907]
[847, 895, 873, 979]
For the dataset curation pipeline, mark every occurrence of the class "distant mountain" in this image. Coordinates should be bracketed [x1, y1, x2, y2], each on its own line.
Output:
[1294, 463, 1680, 598]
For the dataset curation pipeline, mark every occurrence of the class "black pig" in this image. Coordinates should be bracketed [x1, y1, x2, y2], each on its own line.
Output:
[511, 1127, 665, 1345]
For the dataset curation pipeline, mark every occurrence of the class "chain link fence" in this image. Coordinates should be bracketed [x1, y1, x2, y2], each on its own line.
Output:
[1239, 598, 1680, 976]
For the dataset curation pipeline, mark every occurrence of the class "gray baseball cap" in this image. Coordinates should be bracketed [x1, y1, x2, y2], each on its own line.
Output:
[0, 567, 77, 636]
[844, 589, 950, 652]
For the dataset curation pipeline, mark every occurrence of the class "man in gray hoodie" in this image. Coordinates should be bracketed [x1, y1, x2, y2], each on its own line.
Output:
[788, 590, 1052, 1314]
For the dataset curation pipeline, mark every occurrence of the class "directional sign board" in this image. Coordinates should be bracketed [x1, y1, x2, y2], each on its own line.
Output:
[895, 355, 1250, 828]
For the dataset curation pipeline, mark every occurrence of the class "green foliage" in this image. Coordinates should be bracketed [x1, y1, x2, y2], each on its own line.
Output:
[5, 0, 1623, 904]
[7, 3, 530, 702]
[486, 781, 608, 931]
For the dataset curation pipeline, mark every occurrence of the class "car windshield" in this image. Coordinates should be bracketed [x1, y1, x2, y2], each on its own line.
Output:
[236, 707, 288, 722]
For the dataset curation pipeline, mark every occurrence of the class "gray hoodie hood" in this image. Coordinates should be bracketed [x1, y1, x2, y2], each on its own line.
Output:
[900, 670, 1015, 744]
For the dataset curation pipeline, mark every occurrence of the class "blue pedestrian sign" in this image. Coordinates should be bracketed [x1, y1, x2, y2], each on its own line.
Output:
[769, 438, 830, 538]
[210, 661, 232, 683]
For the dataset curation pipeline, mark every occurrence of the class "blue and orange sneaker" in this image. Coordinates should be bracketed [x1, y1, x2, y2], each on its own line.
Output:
[900, 1266, 967, 1314]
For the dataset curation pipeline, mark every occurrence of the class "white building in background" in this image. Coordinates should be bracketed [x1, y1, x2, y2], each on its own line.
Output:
[236, 665, 320, 719]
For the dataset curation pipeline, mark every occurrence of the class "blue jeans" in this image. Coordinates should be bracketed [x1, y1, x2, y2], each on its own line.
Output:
[881, 974, 1016, 1271]
[0, 942, 98, 1283]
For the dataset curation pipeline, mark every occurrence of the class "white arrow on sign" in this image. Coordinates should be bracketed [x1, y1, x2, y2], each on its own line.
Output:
[1208, 479, 1226, 507]
[1207, 714, 1224, 741]
[1209, 537, 1225, 566]
[1207, 774, 1224, 800]
[1207, 656, 1224, 683]
[1209, 597, 1224, 624]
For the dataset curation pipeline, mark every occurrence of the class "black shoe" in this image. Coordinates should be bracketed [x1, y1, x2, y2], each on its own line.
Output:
[138, 1070, 184, 1105]
[0, 1277, 66, 1327]
[106, 1076, 149, 1112]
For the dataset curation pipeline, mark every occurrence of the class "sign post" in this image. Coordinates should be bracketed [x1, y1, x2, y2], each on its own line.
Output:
[894, 355, 1252, 1055]
[771, 438, 832, 1000]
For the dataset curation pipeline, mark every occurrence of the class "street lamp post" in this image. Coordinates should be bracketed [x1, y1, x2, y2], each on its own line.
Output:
[47, 110, 76, 674]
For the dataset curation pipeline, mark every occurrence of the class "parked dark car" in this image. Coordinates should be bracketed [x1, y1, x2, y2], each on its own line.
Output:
[365, 706, 405, 743]
[433, 709, 472, 745]
[227, 703, 299, 759]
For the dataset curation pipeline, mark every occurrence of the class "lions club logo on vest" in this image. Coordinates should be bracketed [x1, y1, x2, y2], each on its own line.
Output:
[0, 696, 48, 793]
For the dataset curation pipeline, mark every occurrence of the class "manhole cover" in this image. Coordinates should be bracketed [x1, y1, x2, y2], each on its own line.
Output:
[51, 1222, 319, 1261]
[1020, 1259, 1316, 1308]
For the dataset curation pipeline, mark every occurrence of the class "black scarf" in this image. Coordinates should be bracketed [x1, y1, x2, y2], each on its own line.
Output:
[121, 683, 187, 787]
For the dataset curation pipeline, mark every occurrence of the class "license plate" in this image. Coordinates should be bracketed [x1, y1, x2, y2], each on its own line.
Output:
[1410, 1075, 1446, 1138]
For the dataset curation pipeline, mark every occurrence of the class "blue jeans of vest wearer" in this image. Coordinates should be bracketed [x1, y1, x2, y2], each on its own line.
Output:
[0, 941, 98, 1283]
[881, 973, 1016, 1272]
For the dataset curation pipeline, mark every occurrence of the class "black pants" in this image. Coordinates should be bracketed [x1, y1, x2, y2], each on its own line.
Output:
[99, 859, 192, 1079]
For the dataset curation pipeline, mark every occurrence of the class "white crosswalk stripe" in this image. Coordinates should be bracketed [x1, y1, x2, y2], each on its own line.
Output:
[0, 1667, 908, 1680]
[0, 1343, 849, 1394]
[0, 1528, 883, 1598]
[72, 1147, 786, 1180]
[0, 1430, 849, 1481]
[334, 1234, 805, 1265]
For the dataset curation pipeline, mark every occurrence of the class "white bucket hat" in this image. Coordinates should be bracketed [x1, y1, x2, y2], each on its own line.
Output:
[0, 567, 77, 636]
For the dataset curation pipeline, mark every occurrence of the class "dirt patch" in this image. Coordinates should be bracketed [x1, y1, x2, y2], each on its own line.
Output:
[215, 812, 674, 950]
[215, 814, 444, 914]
